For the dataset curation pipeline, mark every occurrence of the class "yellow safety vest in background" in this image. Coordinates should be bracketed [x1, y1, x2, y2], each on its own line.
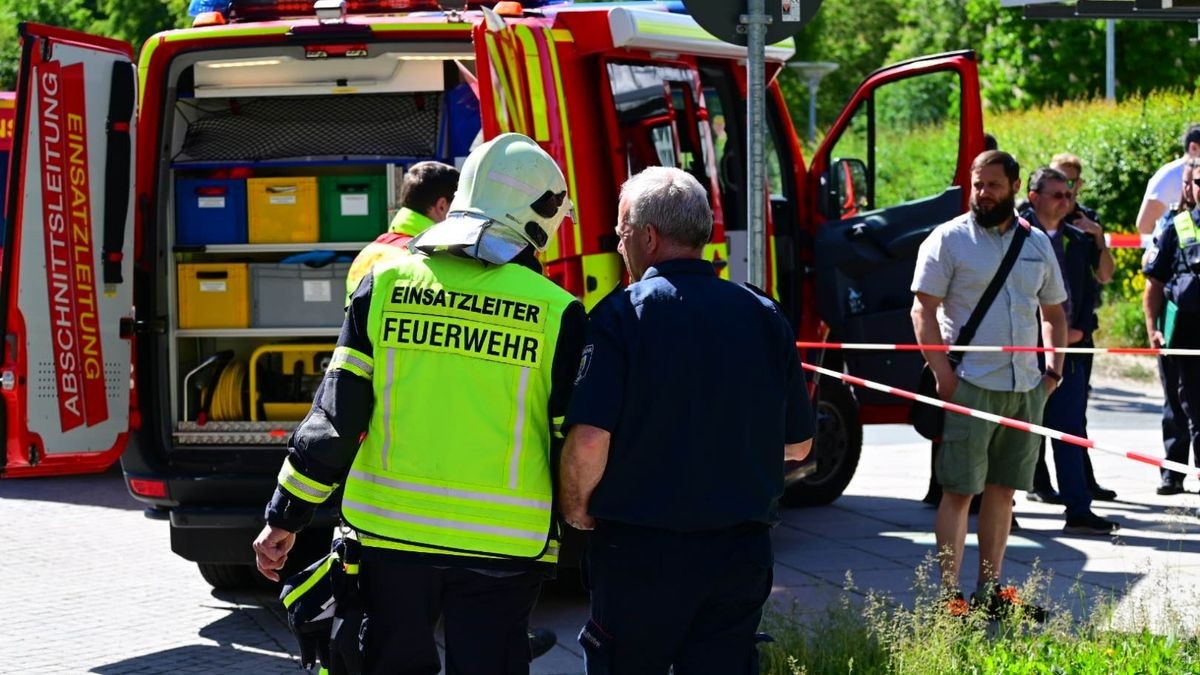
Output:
[344, 208, 435, 305]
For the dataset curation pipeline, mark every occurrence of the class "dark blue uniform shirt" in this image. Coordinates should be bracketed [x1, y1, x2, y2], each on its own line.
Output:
[565, 258, 815, 532]
[1145, 208, 1200, 349]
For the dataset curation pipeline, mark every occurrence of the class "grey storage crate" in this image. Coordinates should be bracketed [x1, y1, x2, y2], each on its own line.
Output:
[250, 262, 351, 327]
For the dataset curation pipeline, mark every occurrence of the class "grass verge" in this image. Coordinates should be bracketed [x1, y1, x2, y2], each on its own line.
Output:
[760, 558, 1200, 674]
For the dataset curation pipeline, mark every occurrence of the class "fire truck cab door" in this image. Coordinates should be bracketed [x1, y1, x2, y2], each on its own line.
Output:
[808, 52, 984, 404]
[0, 23, 136, 477]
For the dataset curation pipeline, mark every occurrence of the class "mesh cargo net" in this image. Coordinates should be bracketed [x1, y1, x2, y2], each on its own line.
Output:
[175, 93, 442, 162]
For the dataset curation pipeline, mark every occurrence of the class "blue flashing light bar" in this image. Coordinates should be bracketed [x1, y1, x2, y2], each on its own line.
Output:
[189, 0, 232, 16]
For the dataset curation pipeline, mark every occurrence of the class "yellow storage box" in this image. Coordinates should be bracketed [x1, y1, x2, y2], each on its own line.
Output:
[247, 177, 319, 243]
[178, 263, 250, 328]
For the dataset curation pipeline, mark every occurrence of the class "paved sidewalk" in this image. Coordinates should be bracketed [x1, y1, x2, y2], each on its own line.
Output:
[2, 382, 1197, 674]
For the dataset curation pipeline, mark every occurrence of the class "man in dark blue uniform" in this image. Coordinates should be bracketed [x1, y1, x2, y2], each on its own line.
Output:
[1145, 158, 1200, 494]
[1053, 153, 1118, 502]
[558, 166, 815, 674]
[1019, 166, 1118, 535]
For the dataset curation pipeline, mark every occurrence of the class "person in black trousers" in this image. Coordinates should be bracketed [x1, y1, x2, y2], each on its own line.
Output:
[560, 166, 815, 674]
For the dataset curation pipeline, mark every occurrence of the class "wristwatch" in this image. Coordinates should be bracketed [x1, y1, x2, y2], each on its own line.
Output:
[1042, 368, 1062, 383]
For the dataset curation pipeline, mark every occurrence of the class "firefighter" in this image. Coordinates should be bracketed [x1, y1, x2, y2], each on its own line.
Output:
[344, 160, 458, 304]
[253, 133, 586, 675]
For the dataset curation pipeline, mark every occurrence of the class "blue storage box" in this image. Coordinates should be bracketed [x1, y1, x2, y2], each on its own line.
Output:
[175, 178, 248, 245]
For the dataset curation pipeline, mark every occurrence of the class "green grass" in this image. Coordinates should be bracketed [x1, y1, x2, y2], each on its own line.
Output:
[759, 557, 1200, 674]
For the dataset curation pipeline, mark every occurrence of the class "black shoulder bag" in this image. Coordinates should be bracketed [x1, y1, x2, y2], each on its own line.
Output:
[910, 223, 1029, 440]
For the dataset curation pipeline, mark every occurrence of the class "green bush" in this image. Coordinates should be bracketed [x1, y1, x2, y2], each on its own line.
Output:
[861, 91, 1200, 347]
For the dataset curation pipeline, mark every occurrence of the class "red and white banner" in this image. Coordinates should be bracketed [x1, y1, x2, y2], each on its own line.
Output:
[35, 60, 108, 432]
[797, 341, 1200, 357]
[802, 361, 1197, 477]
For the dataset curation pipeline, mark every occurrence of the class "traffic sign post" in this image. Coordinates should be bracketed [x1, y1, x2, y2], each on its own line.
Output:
[682, 0, 821, 288]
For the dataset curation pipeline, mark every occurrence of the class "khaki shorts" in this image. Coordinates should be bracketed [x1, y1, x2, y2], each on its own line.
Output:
[936, 379, 1048, 495]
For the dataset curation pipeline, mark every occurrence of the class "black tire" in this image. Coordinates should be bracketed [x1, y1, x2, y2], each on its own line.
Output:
[782, 379, 862, 507]
[197, 562, 255, 590]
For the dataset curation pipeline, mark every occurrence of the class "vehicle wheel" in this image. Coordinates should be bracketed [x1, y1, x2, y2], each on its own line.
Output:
[782, 379, 862, 507]
[197, 562, 255, 590]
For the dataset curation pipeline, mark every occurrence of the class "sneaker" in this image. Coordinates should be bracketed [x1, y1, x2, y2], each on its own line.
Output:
[1063, 511, 1120, 536]
[944, 590, 970, 618]
[971, 585, 1048, 623]
[1089, 485, 1118, 501]
[1026, 489, 1063, 504]
[529, 627, 557, 659]
[1157, 481, 1186, 496]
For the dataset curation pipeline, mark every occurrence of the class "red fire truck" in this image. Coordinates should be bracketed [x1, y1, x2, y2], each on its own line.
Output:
[0, 92, 13, 243]
[1, 1, 982, 586]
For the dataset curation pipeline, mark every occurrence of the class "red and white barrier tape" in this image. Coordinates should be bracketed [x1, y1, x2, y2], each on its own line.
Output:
[801, 361, 1197, 477]
[1104, 233, 1152, 249]
[796, 341, 1200, 357]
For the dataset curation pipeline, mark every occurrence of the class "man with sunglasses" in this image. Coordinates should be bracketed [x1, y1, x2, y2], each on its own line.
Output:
[1145, 159, 1200, 498]
[1019, 167, 1120, 535]
[1051, 154, 1117, 502]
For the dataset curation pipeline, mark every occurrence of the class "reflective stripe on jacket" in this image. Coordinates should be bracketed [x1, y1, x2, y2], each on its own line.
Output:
[342, 252, 575, 561]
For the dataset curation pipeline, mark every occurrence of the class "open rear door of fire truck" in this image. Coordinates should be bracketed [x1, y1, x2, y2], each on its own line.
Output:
[0, 23, 136, 477]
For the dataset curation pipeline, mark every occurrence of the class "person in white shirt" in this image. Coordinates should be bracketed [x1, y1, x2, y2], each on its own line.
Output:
[1135, 124, 1200, 235]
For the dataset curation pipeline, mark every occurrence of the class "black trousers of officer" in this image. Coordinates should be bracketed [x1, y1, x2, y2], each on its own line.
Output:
[1161, 355, 1195, 486]
[359, 547, 543, 675]
[580, 521, 772, 675]
[1032, 351, 1103, 494]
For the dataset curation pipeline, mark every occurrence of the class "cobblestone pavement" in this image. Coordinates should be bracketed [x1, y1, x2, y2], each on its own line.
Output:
[0, 466, 302, 674]
[4, 380, 1199, 674]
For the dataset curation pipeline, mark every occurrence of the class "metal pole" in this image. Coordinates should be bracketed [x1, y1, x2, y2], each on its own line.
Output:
[807, 78, 819, 143]
[743, 0, 768, 287]
[1105, 19, 1115, 101]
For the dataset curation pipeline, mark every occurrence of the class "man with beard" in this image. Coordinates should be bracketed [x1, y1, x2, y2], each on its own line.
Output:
[1145, 159, 1200, 496]
[1019, 166, 1119, 535]
[911, 151, 1068, 617]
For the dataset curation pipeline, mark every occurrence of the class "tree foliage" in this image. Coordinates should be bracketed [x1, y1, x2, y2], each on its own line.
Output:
[783, 0, 1200, 134]
[0, 0, 189, 89]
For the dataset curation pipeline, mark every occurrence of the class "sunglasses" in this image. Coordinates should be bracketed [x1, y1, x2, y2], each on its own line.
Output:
[1192, 179, 1200, 187]
[1066, 178, 1084, 190]
[1039, 190, 1072, 200]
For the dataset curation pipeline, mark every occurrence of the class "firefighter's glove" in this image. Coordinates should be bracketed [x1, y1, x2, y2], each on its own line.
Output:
[280, 550, 338, 670]
[280, 536, 364, 674]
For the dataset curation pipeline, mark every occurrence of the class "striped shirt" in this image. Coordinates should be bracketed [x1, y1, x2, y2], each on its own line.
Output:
[912, 212, 1068, 392]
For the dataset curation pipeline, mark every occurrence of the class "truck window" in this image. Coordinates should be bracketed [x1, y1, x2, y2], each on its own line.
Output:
[827, 70, 962, 214]
[700, 80, 742, 232]
[606, 61, 718, 196]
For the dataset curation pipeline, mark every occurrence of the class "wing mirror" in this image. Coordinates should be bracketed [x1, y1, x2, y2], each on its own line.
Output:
[822, 157, 869, 219]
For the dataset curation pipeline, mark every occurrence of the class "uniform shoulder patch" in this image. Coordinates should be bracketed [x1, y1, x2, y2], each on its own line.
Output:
[575, 344, 594, 385]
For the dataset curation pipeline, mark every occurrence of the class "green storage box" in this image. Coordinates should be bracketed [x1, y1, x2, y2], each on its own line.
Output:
[318, 175, 387, 242]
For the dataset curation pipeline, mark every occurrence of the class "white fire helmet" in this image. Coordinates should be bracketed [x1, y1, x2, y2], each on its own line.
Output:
[410, 133, 572, 264]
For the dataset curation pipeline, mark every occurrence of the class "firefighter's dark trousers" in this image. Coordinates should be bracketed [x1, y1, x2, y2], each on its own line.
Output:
[359, 548, 543, 675]
[579, 521, 772, 675]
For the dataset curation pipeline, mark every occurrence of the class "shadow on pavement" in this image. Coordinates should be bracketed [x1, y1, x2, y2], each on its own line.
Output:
[91, 602, 303, 674]
[769, 494, 1189, 619]
[0, 464, 142, 511]
[1089, 386, 1161, 416]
